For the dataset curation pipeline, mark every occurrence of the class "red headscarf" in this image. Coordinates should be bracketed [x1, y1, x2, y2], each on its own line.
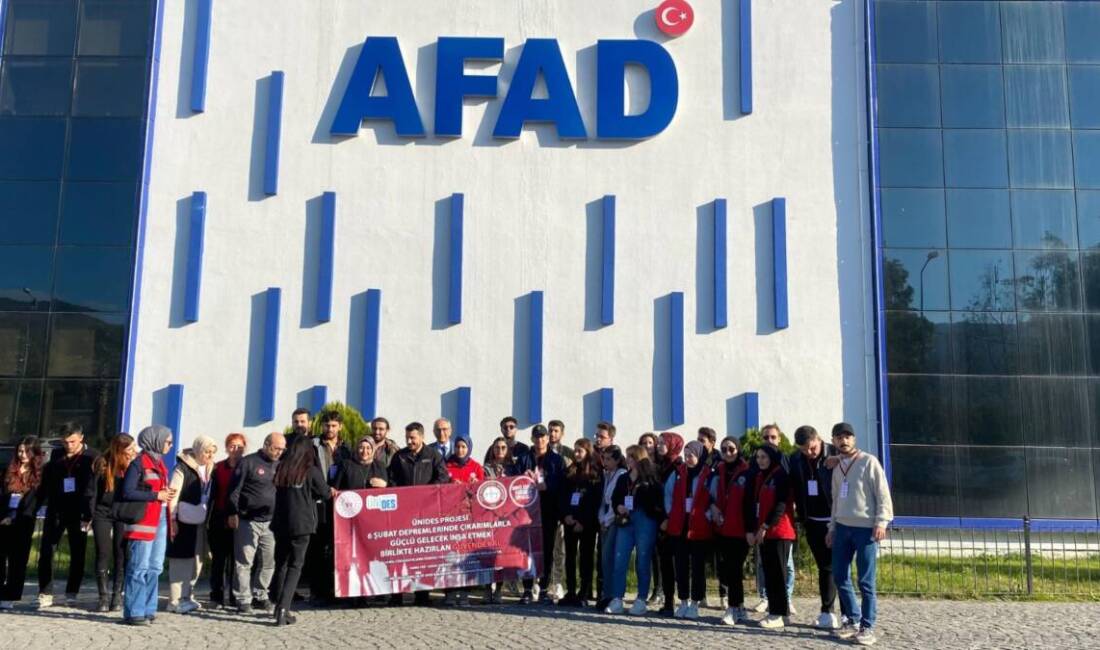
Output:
[659, 431, 684, 461]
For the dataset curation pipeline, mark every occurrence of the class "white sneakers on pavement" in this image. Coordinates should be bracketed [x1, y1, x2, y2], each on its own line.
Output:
[751, 598, 768, 613]
[836, 622, 861, 640]
[178, 599, 201, 614]
[759, 614, 786, 629]
[721, 607, 738, 626]
[854, 627, 878, 645]
[628, 599, 647, 616]
[604, 598, 624, 614]
[683, 601, 699, 619]
[816, 612, 840, 629]
[36, 594, 53, 609]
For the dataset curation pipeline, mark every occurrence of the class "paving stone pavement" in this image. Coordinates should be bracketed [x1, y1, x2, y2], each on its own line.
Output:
[1, 595, 1097, 649]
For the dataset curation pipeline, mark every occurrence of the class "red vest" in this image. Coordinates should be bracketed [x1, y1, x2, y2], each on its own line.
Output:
[667, 464, 713, 541]
[753, 467, 796, 541]
[714, 459, 751, 538]
[124, 452, 168, 541]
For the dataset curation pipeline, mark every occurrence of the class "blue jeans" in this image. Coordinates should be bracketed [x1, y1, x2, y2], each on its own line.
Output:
[124, 514, 166, 620]
[599, 525, 618, 600]
[755, 543, 794, 600]
[832, 524, 878, 629]
[610, 511, 658, 600]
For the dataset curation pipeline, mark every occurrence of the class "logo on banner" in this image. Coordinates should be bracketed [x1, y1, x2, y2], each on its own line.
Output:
[335, 491, 364, 519]
[509, 476, 538, 508]
[366, 494, 399, 512]
[477, 480, 507, 510]
[655, 0, 694, 37]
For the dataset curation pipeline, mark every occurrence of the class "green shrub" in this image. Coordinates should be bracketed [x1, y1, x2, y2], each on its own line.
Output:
[282, 401, 370, 447]
[739, 426, 796, 458]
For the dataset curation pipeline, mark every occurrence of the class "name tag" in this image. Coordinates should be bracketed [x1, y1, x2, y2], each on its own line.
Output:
[535, 469, 544, 485]
[624, 496, 634, 511]
[570, 492, 581, 506]
[839, 481, 849, 500]
[808, 480, 819, 496]
[8, 494, 21, 509]
[63, 477, 76, 494]
[685, 498, 693, 512]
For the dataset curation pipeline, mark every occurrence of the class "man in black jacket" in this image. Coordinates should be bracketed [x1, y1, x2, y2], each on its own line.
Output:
[514, 424, 566, 604]
[285, 407, 312, 447]
[500, 416, 529, 458]
[36, 423, 98, 608]
[228, 432, 285, 614]
[307, 411, 350, 605]
[789, 425, 839, 629]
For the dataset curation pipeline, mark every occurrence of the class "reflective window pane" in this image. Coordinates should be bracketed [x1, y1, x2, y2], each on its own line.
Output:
[1064, 2, 1100, 64]
[1025, 448, 1097, 520]
[0, 380, 43, 440]
[943, 130, 1008, 188]
[888, 445, 958, 517]
[77, 0, 152, 57]
[884, 248, 949, 311]
[73, 59, 146, 117]
[1004, 65, 1069, 128]
[0, 58, 73, 116]
[956, 377, 1022, 446]
[47, 312, 125, 378]
[1017, 313, 1087, 375]
[1015, 251, 1081, 312]
[1072, 131, 1100, 190]
[876, 64, 939, 127]
[1019, 378, 1090, 448]
[879, 128, 943, 188]
[940, 65, 1005, 128]
[1088, 318, 1100, 375]
[874, 0, 937, 64]
[1007, 130, 1074, 189]
[1067, 66, 1100, 129]
[887, 375, 955, 446]
[886, 310, 950, 374]
[938, 1, 1001, 64]
[950, 311, 1018, 375]
[949, 249, 1015, 311]
[0, 246, 53, 311]
[39, 379, 118, 442]
[0, 313, 47, 377]
[0, 181, 59, 244]
[881, 188, 946, 248]
[59, 182, 136, 245]
[958, 446, 1026, 518]
[946, 189, 1011, 249]
[1077, 190, 1100, 249]
[0, 117, 66, 180]
[1000, 1, 1065, 64]
[1011, 190, 1078, 250]
[65, 118, 144, 181]
[2, 0, 77, 56]
[1083, 254, 1100, 312]
[52, 247, 131, 312]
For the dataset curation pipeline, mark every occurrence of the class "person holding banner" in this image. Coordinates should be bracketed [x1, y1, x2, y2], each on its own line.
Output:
[481, 437, 517, 603]
[664, 440, 713, 620]
[606, 445, 664, 616]
[332, 437, 388, 490]
[514, 424, 565, 604]
[559, 439, 601, 607]
[443, 438, 484, 606]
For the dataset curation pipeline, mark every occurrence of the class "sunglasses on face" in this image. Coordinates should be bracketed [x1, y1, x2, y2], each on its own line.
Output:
[721, 446, 736, 454]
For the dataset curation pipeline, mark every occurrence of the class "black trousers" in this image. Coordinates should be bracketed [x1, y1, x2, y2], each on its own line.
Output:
[657, 533, 676, 605]
[716, 535, 751, 608]
[272, 534, 311, 612]
[524, 508, 558, 592]
[713, 542, 727, 599]
[91, 516, 127, 596]
[208, 518, 236, 602]
[673, 536, 708, 602]
[761, 539, 793, 616]
[804, 519, 837, 612]
[595, 528, 604, 598]
[563, 524, 596, 599]
[305, 519, 335, 600]
[0, 517, 35, 601]
[38, 513, 88, 596]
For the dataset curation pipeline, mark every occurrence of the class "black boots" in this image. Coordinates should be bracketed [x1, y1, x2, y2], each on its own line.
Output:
[96, 573, 110, 612]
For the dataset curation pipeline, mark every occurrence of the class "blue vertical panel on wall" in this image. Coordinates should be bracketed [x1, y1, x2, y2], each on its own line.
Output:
[601, 195, 615, 325]
[362, 289, 382, 419]
[189, 0, 212, 112]
[529, 291, 544, 424]
[316, 192, 336, 323]
[744, 392, 760, 430]
[448, 193, 464, 324]
[456, 386, 471, 440]
[183, 191, 206, 322]
[599, 387, 614, 423]
[772, 198, 789, 329]
[263, 71, 285, 196]
[713, 198, 728, 329]
[739, 0, 753, 114]
[310, 385, 327, 414]
[670, 291, 684, 425]
[164, 384, 184, 471]
[260, 287, 281, 422]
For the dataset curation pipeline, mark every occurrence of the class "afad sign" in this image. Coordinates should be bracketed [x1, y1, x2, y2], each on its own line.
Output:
[330, 37, 679, 141]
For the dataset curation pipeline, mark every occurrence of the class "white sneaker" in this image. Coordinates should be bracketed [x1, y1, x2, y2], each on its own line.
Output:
[604, 598, 624, 614]
[684, 601, 699, 619]
[551, 583, 564, 600]
[165, 602, 181, 613]
[673, 601, 689, 618]
[178, 600, 201, 614]
[649, 593, 664, 609]
[0, 601, 13, 611]
[836, 622, 860, 640]
[628, 599, 646, 616]
[788, 602, 797, 615]
[751, 598, 768, 613]
[36, 594, 53, 609]
[816, 612, 839, 629]
[759, 614, 786, 629]
[854, 627, 878, 646]
[721, 607, 738, 626]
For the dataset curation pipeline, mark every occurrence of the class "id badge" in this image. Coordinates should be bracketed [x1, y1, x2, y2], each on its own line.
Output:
[570, 492, 581, 507]
[535, 469, 544, 485]
[8, 493, 21, 509]
[807, 480, 819, 496]
[685, 497, 693, 512]
[63, 477, 76, 494]
[624, 496, 635, 511]
[839, 481, 849, 499]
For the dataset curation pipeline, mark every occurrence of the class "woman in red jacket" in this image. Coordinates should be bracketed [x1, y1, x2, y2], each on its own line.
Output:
[745, 444, 796, 629]
[663, 440, 712, 619]
[443, 437, 483, 606]
[708, 436, 751, 626]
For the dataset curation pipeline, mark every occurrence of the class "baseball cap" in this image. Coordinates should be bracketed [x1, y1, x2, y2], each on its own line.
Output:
[831, 422, 856, 437]
[531, 424, 548, 438]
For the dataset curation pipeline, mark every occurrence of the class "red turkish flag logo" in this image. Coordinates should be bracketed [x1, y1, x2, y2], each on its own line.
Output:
[655, 0, 694, 37]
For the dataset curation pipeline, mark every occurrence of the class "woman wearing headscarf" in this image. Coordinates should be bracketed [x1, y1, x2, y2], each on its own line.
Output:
[745, 444, 797, 629]
[120, 425, 175, 625]
[91, 433, 136, 612]
[442, 438, 484, 606]
[166, 435, 217, 614]
[709, 436, 752, 626]
[271, 436, 332, 625]
[653, 431, 683, 616]
[332, 436, 388, 490]
[663, 439, 713, 619]
[0, 436, 46, 610]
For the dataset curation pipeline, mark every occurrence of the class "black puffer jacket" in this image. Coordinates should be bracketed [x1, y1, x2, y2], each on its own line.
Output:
[387, 446, 449, 487]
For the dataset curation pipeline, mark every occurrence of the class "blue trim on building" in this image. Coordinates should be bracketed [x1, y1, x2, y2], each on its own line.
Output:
[714, 198, 728, 329]
[183, 191, 206, 323]
[259, 288, 281, 422]
[316, 191, 336, 323]
[739, 0, 753, 115]
[121, 0, 166, 432]
[601, 195, 615, 326]
[263, 71, 284, 196]
[0, 0, 8, 58]
[309, 385, 327, 415]
[362, 288, 382, 419]
[448, 193, 464, 325]
[599, 387, 614, 423]
[455, 386, 471, 439]
[669, 291, 684, 426]
[189, 0, 212, 112]
[772, 198, 788, 330]
[744, 391, 759, 430]
[529, 291, 544, 424]
[163, 383, 183, 472]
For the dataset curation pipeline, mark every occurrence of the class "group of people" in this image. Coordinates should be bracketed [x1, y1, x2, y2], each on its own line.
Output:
[0, 411, 893, 645]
